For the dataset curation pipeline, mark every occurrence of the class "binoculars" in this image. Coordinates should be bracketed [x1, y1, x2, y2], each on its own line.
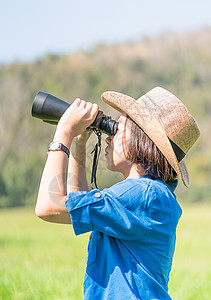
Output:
[31, 92, 118, 135]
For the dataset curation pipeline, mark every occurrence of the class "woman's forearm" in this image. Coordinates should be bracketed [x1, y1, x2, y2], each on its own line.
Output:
[67, 140, 90, 193]
[35, 128, 74, 222]
[35, 98, 99, 224]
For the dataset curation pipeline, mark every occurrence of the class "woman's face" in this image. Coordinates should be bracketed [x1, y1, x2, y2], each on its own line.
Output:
[105, 114, 132, 176]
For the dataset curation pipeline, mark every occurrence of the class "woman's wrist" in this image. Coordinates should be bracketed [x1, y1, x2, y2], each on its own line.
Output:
[53, 127, 74, 149]
[71, 138, 86, 156]
[73, 138, 88, 148]
[73, 129, 92, 147]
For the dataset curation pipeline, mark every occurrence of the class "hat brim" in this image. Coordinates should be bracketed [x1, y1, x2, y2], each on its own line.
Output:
[101, 91, 190, 187]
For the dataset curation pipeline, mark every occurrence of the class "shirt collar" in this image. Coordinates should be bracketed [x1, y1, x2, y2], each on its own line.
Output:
[139, 175, 178, 193]
[164, 180, 178, 193]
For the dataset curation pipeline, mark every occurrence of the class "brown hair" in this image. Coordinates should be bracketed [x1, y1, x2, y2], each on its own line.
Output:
[123, 115, 177, 182]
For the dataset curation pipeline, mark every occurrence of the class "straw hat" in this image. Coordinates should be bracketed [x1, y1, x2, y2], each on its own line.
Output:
[101, 87, 200, 187]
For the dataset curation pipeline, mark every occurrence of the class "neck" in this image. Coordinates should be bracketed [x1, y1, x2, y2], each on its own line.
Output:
[123, 163, 148, 179]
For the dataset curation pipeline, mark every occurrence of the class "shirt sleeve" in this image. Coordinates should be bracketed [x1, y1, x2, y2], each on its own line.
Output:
[65, 186, 152, 240]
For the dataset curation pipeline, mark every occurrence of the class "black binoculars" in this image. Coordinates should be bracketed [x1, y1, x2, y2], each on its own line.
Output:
[31, 92, 118, 135]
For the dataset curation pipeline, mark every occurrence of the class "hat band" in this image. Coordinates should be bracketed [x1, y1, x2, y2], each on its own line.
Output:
[169, 138, 186, 162]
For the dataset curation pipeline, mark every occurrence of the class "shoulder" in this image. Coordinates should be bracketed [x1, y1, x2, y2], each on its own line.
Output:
[104, 176, 151, 197]
[101, 176, 158, 211]
[102, 176, 180, 212]
[103, 175, 172, 199]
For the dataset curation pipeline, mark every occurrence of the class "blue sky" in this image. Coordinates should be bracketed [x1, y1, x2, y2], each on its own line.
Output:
[1, 0, 211, 64]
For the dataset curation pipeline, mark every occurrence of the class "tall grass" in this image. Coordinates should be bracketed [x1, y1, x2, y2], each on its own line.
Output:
[0, 204, 211, 299]
[169, 203, 211, 300]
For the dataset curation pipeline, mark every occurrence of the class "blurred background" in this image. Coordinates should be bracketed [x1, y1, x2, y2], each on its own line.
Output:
[0, 0, 210, 299]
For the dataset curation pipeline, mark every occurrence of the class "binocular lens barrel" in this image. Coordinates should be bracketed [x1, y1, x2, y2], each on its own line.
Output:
[32, 92, 70, 125]
[31, 92, 118, 135]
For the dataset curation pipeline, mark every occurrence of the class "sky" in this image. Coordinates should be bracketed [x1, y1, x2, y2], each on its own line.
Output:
[1, 0, 211, 64]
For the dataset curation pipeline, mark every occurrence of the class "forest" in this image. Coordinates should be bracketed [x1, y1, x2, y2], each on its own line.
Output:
[0, 28, 210, 208]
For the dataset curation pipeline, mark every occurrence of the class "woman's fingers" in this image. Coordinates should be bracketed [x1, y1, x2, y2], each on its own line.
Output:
[58, 98, 99, 137]
[73, 99, 93, 112]
[85, 102, 93, 111]
[73, 98, 81, 107]
[77, 100, 99, 121]
[91, 103, 99, 119]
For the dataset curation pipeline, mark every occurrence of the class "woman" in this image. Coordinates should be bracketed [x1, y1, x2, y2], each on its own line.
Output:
[35, 87, 200, 299]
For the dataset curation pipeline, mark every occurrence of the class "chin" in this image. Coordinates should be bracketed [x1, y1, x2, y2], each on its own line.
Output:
[106, 163, 120, 173]
[105, 161, 115, 172]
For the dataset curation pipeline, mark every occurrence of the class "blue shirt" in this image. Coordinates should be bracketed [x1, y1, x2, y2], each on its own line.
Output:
[65, 175, 182, 300]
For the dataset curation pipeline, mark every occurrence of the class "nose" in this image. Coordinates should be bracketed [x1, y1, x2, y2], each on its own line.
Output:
[106, 135, 113, 145]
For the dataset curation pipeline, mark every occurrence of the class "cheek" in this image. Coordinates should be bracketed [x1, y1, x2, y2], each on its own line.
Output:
[112, 133, 125, 159]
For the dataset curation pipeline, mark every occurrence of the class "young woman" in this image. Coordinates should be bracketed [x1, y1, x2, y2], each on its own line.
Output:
[35, 87, 200, 299]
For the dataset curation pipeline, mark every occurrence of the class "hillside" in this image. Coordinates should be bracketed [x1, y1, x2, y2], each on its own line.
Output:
[0, 28, 210, 207]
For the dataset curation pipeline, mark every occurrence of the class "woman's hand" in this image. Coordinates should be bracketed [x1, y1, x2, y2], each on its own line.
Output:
[73, 128, 93, 146]
[54, 98, 99, 148]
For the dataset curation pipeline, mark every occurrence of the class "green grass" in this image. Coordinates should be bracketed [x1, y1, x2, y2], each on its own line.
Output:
[0, 204, 211, 299]
[169, 203, 211, 300]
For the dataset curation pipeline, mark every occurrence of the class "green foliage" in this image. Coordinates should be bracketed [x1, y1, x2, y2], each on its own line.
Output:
[0, 28, 211, 207]
[0, 151, 42, 208]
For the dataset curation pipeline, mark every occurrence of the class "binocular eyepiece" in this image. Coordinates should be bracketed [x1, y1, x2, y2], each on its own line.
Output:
[31, 92, 118, 135]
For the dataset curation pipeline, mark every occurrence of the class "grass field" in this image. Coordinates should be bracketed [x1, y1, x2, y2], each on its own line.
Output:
[0, 204, 211, 300]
